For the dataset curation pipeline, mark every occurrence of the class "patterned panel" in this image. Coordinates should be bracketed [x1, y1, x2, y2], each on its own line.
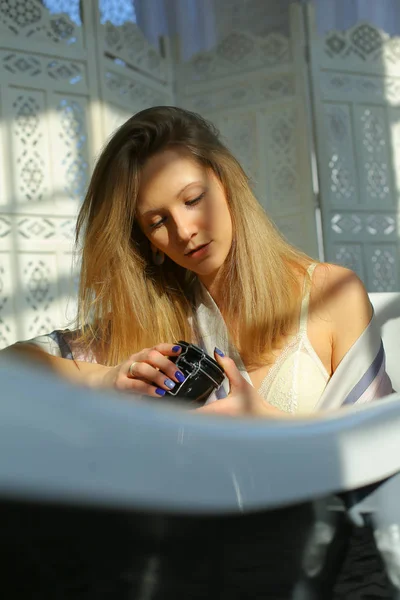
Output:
[7, 89, 50, 205]
[55, 96, 89, 203]
[0, 217, 12, 239]
[354, 106, 393, 207]
[330, 212, 397, 239]
[323, 22, 400, 66]
[213, 113, 259, 184]
[0, 0, 82, 47]
[365, 245, 399, 292]
[102, 21, 168, 83]
[1, 51, 87, 90]
[332, 244, 365, 281]
[181, 31, 290, 83]
[320, 72, 400, 106]
[0, 254, 16, 348]
[17, 253, 60, 337]
[388, 107, 400, 198]
[0, 215, 76, 242]
[104, 68, 170, 112]
[183, 74, 295, 113]
[264, 107, 300, 213]
[42, 0, 81, 25]
[323, 104, 358, 206]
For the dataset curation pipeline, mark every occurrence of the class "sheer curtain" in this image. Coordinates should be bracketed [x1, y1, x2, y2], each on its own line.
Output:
[313, 0, 400, 36]
[135, 0, 217, 60]
[134, 0, 292, 60]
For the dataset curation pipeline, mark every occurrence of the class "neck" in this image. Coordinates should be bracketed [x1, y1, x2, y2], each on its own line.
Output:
[199, 269, 225, 307]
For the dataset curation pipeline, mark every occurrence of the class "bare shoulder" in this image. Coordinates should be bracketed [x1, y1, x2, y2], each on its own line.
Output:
[310, 263, 372, 370]
[311, 263, 371, 318]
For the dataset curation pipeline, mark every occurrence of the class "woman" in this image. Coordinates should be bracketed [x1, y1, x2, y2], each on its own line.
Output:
[4, 106, 392, 415]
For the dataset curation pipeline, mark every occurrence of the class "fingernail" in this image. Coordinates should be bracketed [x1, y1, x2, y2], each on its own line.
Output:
[214, 347, 225, 357]
[156, 388, 166, 396]
[172, 345, 181, 352]
[175, 371, 185, 383]
[164, 379, 175, 390]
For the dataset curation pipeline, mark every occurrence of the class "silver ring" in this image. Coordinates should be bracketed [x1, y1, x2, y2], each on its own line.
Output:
[128, 361, 138, 378]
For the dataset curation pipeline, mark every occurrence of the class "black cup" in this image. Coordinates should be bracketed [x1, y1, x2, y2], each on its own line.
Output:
[167, 341, 225, 406]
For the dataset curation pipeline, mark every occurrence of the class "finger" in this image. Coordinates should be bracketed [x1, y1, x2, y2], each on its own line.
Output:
[127, 361, 179, 393]
[135, 348, 185, 384]
[213, 348, 245, 390]
[116, 375, 170, 399]
[153, 343, 183, 357]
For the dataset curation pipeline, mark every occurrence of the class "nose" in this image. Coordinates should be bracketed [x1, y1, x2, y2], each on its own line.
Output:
[172, 211, 197, 243]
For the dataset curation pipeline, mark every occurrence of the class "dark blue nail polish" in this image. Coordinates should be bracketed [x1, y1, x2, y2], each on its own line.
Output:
[214, 347, 225, 357]
[175, 371, 185, 383]
[172, 345, 181, 352]
[164, 379, 175, 390]
[156, 388, 166, 396]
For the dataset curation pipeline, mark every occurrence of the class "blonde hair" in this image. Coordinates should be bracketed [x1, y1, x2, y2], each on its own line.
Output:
[76, 106, 312, 367]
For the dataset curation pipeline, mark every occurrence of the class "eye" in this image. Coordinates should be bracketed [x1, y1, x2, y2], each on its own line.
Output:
[149, 216, 166, 230]
[185, 192, 205, 207]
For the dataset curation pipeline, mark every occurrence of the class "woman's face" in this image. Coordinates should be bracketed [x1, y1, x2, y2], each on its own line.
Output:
[137, 147, 233, 287]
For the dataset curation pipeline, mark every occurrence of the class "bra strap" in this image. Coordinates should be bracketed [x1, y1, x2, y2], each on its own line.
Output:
[299, 263, 317, 336]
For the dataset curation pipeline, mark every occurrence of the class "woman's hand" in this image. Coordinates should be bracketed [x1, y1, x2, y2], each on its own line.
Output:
[95, 343, 186, 398]
[197, 348, 286, 417]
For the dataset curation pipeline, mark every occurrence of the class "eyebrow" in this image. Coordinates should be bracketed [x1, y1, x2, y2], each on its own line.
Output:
[140, 180, 204, 218]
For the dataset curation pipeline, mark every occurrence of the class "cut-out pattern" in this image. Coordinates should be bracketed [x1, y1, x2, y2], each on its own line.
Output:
[183, 31, 290, 82]
[103, 21, 167, 83]
[12, 94, 47, 203]
[22, 259, 58, 336]
[18, 217, 55, 239]
[0, 216, 77, 240]
[0, 0, 81, 46]
[334, 245, 364, 279]
[42, 0, 81, 26]
[185, 75, 295, 112]
[25, 260, 53, 310]
[0, 263, 12, 348]
[57, 98, 88, 202]
[0, 217, 11, 238]
[265, 109, 299, 212]
[358, 107, 392, 204]
[1, 51, 85, 87]
[324, 22, 400, 65]
[321, 72, 400, 105]
[331, 213, 396, 237]
[325, 105, 357, 204]
[369, 247, 397, 292]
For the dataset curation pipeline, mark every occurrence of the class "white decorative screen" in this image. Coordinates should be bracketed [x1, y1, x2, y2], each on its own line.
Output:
[0, 0, 175, 348]
[95, 4, 174, 140]
[0, 0, 91, 347]
[308, 7, 400, 291]
[175, 5, 319, 258]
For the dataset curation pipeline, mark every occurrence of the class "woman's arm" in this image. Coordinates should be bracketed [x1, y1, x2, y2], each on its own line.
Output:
[0, 343, 112, 387]
[1, 341, 186, 398]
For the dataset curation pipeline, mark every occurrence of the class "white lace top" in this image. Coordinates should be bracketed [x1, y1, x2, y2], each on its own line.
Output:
[257, 263, 330, 414]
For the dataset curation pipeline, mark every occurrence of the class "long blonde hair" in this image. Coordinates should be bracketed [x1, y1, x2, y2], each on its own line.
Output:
[76, 106, 312, 366]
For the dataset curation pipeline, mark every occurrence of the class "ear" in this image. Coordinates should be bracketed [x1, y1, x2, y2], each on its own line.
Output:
[150, 244, 165, 266]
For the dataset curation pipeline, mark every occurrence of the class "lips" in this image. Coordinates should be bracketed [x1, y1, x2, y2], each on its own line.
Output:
[185, 242, 210, 256]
